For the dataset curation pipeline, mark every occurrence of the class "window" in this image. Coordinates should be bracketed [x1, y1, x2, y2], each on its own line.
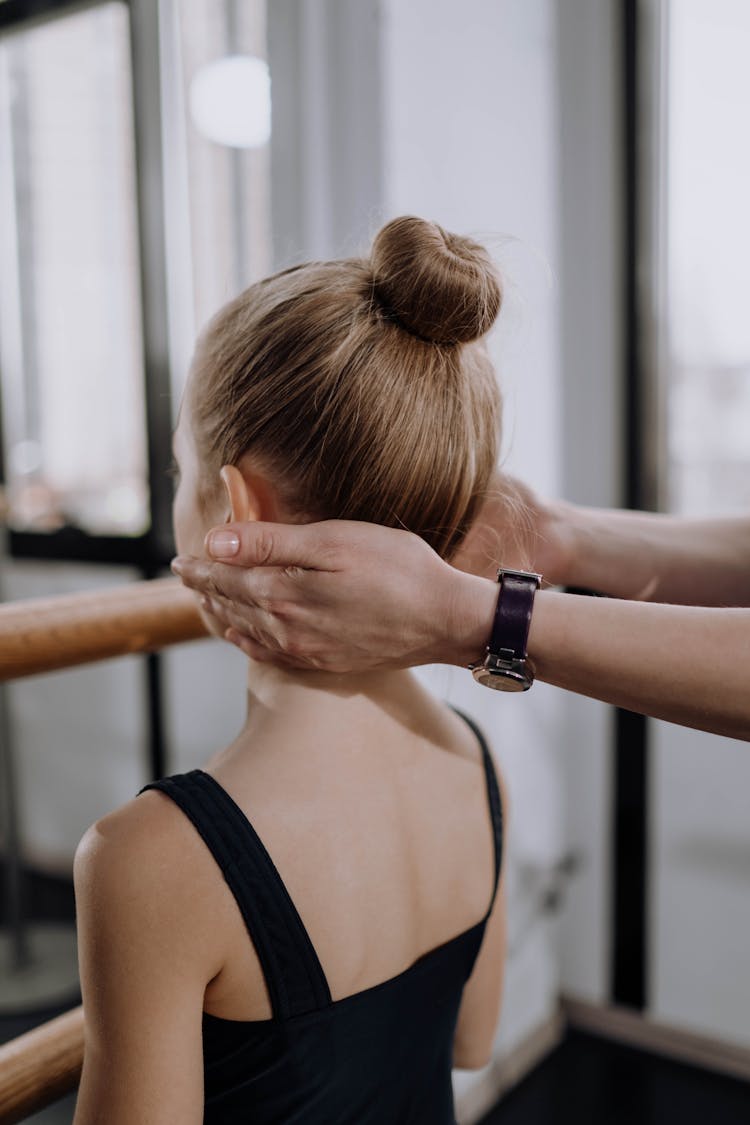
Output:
[655, 0, 750, 515]
[0, 0, 272, 554]
[0, 3, 148, 537]
[160, 0, 272, 409]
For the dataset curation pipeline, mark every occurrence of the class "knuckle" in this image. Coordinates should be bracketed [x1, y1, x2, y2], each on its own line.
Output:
[281, 564, 306, 583]
[308, 522, 345, 565]
[283, 637, 325, 670]
[259, 595, 279, 619]
[204, 570, 225, 600]
[250, 632, 281, 657]
[269, 598, 297, 623]
[283, 636, 306, 660]
[254, 528, 278, 567]
[252, 574, 278, 611]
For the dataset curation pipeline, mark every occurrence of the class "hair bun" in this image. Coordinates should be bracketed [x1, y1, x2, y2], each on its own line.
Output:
[370, 216, 501, 345]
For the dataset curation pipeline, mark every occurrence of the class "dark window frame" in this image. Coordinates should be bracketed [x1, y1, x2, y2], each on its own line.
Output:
[612, 0, 650, 1013]
[0, 0, 175, 571]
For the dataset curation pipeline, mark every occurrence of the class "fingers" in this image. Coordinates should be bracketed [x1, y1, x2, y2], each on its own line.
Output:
[170, 520, 449, 674]
[171, 556, 279, 606]
[202, 520, 346, 570]
[199, 591, 275, 637]
[223, 628, 309, 668]
[224, 629, 272, 661]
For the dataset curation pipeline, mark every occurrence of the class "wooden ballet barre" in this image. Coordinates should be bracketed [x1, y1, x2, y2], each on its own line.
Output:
[0, 1005, 83, 1124]
[0, 577, 207, 681]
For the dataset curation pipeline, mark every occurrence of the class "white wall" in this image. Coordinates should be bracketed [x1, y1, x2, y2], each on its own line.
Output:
[3, 562, 145, 866]
[382, 0, 560, 496]
[651, 723, 750, 1047]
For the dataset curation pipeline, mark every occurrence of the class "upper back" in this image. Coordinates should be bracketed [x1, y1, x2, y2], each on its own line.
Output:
[168, 689, 499, 1020]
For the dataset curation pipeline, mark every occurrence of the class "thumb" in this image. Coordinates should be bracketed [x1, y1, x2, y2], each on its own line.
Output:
[204, 520, 335, 570]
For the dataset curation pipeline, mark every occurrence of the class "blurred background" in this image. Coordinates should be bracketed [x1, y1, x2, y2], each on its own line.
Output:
[0, 0, 748, 1122]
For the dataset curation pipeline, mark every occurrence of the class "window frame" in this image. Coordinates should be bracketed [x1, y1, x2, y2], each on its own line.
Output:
[0, 0, 174, 569]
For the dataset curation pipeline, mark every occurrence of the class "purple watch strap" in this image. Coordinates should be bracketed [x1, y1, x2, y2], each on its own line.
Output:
[487, 571, 539, 660]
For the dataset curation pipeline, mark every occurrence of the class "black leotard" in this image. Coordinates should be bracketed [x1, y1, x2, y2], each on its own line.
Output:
[141, 711, 503, 1124]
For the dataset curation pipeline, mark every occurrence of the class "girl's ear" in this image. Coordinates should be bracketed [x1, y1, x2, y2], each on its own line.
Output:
[219, 465, 261, 523]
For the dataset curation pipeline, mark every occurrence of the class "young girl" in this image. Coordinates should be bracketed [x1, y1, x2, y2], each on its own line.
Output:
[73, 216, 507, 1125]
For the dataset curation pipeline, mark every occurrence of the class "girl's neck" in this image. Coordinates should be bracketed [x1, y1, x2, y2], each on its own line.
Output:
[249, 661, 416, 715]
[207, 660, 457, 777]
[241, 659, 421, 740]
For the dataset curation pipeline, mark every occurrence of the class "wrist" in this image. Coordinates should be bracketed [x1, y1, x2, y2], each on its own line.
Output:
[441, 570, 498, 667]
[551, 502, 654, 599]
[526, 588, 557, 681]
[535, 497, 583, 588]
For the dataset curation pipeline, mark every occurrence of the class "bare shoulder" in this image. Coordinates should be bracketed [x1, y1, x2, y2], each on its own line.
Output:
[74, 789, 226, 973]
[76, 789, 191, 890]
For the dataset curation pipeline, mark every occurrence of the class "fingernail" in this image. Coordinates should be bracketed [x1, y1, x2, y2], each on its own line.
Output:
[170, 557, 184, 576]
[207, 530, 240, 558]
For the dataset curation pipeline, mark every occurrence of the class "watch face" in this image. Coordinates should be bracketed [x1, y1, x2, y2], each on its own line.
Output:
[471, 666, 531, 692]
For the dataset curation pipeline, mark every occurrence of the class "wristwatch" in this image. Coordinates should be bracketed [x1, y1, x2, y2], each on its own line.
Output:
[469, 568, 542, 692]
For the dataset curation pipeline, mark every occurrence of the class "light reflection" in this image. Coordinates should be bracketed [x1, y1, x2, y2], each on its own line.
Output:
[189, 55, 271, 149]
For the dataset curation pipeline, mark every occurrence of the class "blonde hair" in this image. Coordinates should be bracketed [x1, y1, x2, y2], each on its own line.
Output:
[189, 216, 502, 560]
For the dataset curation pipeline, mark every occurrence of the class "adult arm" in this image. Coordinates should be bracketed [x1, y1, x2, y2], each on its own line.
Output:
[537, 500, 750, 606]
[529, 592, 750, 741]
[450, 475, 750, 606]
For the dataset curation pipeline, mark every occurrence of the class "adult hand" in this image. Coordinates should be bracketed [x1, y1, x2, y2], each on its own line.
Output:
[172, 520, 497, 673]
[451, 473, 575, 584]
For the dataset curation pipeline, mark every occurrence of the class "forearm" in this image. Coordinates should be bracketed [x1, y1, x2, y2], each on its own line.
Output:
[528, 591, 750, 740]
[549, 501, 750, 606]
[445, 576, 750, 739]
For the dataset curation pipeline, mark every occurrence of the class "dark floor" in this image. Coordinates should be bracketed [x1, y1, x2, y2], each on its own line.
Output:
[480, 1028, 750, 1125]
